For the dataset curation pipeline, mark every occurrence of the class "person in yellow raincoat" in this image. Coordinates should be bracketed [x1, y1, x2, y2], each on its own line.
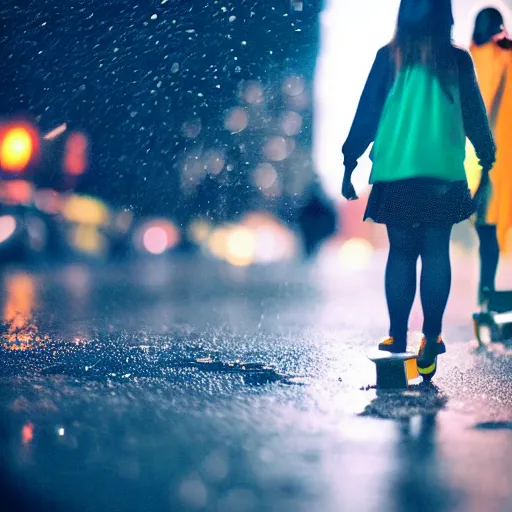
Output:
[467, 7, 512, 305]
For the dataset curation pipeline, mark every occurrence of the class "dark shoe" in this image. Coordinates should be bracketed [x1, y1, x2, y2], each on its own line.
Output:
[378, 336, 407, 354]
[417, 336, 446, 381]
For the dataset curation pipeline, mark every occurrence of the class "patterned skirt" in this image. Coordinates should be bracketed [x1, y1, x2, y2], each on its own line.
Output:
[364, 178, 476, 228]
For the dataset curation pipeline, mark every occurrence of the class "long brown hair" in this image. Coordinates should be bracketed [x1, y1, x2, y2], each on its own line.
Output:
[391, 0, 456, 87]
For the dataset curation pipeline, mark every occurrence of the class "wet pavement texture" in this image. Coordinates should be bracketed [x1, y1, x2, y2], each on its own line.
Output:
[1, 253, 512, 512]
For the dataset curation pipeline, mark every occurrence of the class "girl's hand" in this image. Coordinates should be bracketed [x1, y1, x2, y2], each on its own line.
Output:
[342, 173, 358, 201]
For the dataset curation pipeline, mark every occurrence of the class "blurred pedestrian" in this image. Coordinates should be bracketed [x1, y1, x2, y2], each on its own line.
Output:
[297, 178, 337, 259]
[468, 7, 512, 308]
[341, 0, 496, 378]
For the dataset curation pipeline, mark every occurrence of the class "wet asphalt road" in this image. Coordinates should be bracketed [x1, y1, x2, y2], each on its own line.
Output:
[1, 251, 512, 512]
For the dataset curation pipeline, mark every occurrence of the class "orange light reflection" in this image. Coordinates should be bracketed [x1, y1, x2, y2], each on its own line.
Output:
[2, 273, 46, 350]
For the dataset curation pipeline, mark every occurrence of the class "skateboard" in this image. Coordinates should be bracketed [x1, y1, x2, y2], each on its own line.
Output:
[473, 290, 512, 346]
[367, 349, 422, 389]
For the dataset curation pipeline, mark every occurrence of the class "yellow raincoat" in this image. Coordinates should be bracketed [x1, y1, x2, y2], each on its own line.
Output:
[465, 41, 512, 251]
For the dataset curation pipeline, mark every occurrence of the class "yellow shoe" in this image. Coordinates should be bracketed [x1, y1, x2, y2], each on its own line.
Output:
[378, 336, 407, 354]
[417, 336, 446, 381]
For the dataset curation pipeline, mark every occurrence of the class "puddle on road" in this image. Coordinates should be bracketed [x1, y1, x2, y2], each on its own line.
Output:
[0, 340, 302, 387]
[359, 384, 449, 420]
[182, 356, 298, 385]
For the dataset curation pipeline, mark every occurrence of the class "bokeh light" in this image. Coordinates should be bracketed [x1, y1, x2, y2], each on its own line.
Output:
[339, 238, 374, 270]
[225, 227, 256, 267]
[204, 149, 225, 175]
[0, 215, 17, 244]
[63, 132, 88, 176]
[0, 125, 35, 172]
[62, 195, 110, 225]
[34, 189, 62, 215]
[0, 180, 34, 205]
[143, 227, 169, 255]
[252, 225, 296, 263]
[181, 150, 206, 188]
[206, 213, 298, 266]
[22, 422, 34, 445]
[188, 219, 212, 245]
[134, 219, 181, 255]
[263, 136, 291, 162]
[241, 212, 298, 263]
[282, 75, 305, 97]
[286, 90, 309, 110]
[208, 227, 231, 260]
[241, 80, 264, 105]
[252, 163, 278, 190]
[70, 225, 106, 255]
[182, 117, 202, 138]
[280, 111, 303, 136]
[223, 107, 249, 133]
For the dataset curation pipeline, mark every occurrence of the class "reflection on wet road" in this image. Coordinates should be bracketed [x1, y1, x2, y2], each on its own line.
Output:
[1, 272, 46, 351]
[1, 254, 512, 512]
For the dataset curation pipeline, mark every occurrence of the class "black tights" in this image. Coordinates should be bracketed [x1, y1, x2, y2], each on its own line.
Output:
[385, 225, 452, 345]
[476, 225, 499, 298]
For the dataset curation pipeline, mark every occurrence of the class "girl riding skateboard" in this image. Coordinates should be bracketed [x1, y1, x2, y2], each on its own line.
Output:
[469, 8, 512, 308]
[341, 0, 496, 379]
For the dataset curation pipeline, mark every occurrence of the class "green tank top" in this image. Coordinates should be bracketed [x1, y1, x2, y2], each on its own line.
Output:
[369, 64, 467, 184]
